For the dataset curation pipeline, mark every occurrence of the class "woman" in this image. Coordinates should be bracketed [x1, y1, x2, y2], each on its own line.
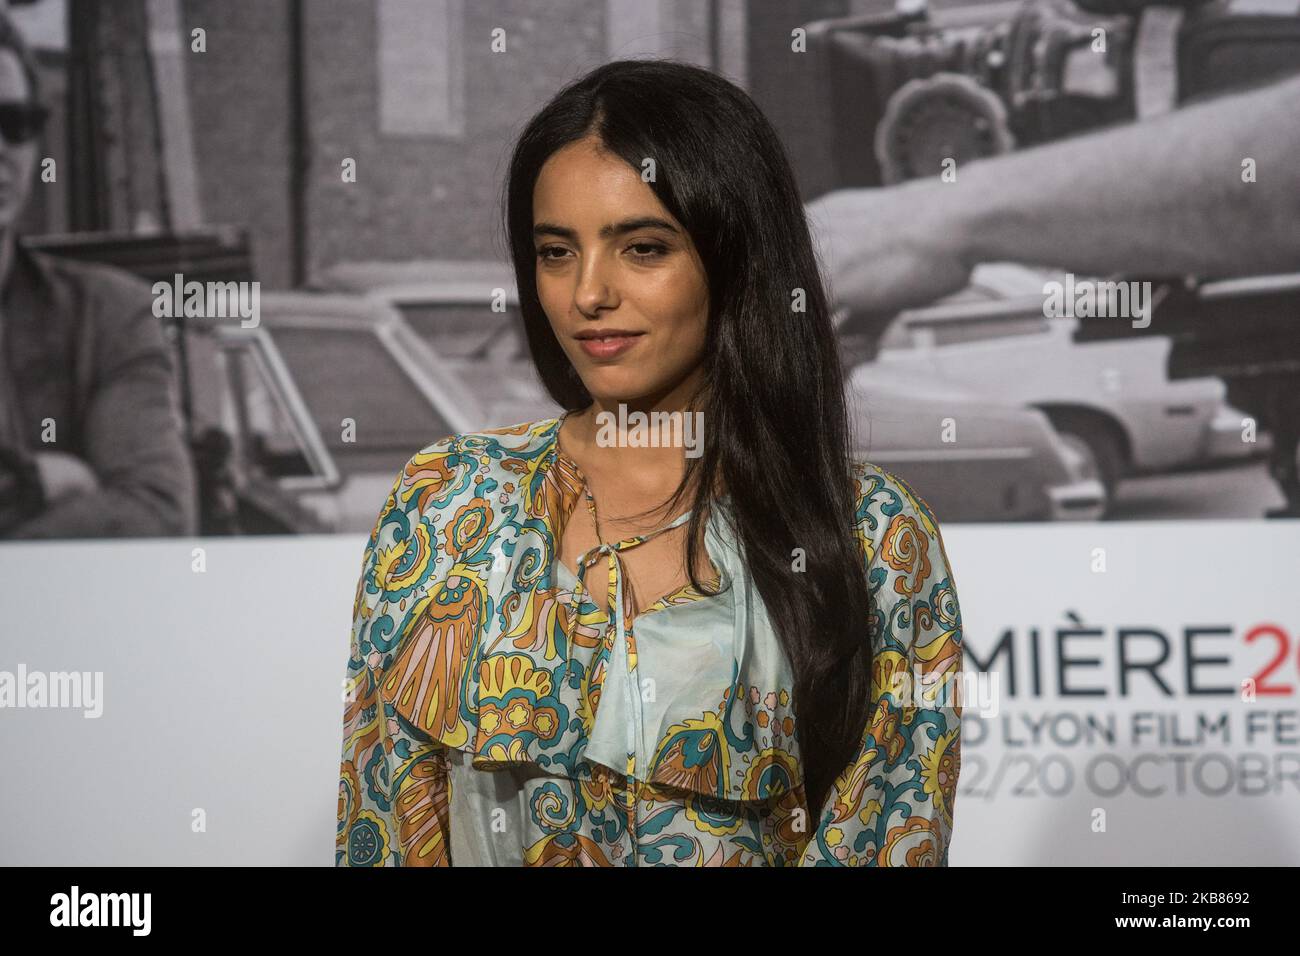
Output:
[337, 59, 963, 867]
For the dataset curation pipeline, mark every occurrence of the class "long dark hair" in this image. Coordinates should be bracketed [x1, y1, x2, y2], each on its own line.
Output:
[501, 58, 872, 817]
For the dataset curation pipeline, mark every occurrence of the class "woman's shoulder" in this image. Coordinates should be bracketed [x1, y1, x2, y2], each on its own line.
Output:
[406, 416, 564, 464]
[363, 417, 563, 544]
[402, 415, 564, 490]
[848, 458, 951, 580]
[851, 459, 942, 525]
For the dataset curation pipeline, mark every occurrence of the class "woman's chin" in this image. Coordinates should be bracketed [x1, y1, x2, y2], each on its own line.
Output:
[579, 375, 657, 407]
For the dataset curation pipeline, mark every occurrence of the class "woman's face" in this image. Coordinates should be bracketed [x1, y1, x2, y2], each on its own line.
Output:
[532, 134, 709, 408]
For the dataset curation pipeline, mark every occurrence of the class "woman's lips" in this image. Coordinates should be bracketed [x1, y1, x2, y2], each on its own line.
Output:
[576, 332, 644, 359]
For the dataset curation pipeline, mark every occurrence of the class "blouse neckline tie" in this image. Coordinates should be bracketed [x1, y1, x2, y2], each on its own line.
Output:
[561, 484, 695, 801]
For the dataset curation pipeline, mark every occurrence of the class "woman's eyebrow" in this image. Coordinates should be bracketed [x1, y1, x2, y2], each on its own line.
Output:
[533, 216, 680, 241]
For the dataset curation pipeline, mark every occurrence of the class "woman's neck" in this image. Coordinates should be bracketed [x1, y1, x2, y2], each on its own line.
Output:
[563, 369, 706, 467]
[559, 401, 706, 518]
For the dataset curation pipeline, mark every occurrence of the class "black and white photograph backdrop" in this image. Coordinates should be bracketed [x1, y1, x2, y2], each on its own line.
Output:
[0, 0, 1297, 870]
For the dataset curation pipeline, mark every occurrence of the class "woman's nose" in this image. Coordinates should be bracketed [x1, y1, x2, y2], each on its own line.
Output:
[573, 255, 617, 315]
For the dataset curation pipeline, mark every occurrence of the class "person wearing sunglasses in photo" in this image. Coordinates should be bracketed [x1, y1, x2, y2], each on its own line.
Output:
[0, 11, 196, 539]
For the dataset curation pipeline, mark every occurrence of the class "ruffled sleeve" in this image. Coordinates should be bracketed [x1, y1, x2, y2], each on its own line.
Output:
[337, 440, 465, 867]
[799, 465, 964, 867]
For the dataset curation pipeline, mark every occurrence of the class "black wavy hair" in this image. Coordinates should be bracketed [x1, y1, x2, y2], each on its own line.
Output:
[500, 58, 872, 817]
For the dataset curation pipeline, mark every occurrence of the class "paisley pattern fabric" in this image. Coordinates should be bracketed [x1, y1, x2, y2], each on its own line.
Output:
[337, 416, 963, 866]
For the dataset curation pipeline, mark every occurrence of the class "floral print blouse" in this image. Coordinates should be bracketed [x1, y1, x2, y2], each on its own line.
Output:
[337, 417, 963, 866]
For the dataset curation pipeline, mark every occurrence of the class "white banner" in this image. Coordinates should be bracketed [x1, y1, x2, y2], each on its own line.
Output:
[0, 522, 1297, 865]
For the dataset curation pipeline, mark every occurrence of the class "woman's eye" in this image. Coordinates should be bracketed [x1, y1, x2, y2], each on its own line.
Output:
[627, 242, 667, 260]
[537, 246, 569, 262]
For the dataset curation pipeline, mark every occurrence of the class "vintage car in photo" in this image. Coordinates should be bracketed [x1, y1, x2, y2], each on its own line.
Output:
[201, 292, 532, 534]
[870, 263, 1266, 511]
[313, 260, 1105, 523]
